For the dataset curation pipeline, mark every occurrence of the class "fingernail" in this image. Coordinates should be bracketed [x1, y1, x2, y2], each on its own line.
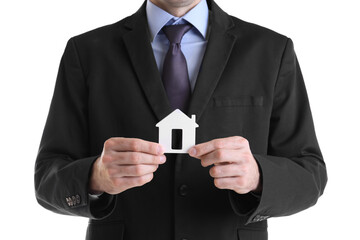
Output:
[189, 148, 197, 156]
[157, 145, 164, 155]
[160, 155, 166, 163]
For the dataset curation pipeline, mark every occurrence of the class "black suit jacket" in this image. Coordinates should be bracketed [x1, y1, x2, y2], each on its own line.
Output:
[35, 1, 327, 239]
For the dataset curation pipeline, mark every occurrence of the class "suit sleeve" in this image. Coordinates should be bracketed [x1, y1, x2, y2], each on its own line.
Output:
[229, 38, 327, 224]
[34, 38, 115, 219]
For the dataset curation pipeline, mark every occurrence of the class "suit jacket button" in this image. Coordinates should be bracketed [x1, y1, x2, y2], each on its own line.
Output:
[178, 184, 189, 196]
[75, 194, 81, 204]
[66, 197, 72, 207]
[253, 215, 261, 222]
[72, 196, 77, 205]
[253, 215, 269, 222]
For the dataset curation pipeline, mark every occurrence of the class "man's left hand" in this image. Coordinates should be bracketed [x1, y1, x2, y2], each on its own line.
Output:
[188, 136, 262, 194]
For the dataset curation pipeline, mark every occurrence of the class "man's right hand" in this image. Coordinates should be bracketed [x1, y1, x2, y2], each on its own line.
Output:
[89, 137, 166, 195]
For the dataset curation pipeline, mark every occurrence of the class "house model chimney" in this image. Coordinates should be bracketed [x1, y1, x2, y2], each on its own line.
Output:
[191, 115, 196, 122]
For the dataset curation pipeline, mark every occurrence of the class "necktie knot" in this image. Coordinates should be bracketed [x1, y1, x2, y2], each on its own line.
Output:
[162, 24, 192, 44]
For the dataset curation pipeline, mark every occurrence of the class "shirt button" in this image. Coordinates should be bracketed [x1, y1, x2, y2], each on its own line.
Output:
[178, 184, 189, 196]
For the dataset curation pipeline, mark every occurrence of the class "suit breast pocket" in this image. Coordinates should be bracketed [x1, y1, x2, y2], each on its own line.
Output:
[202, 96, 268, 151]
[213, 96, 264, 107]
[198, 96, 265, 141]
[86, 221, 124, 240]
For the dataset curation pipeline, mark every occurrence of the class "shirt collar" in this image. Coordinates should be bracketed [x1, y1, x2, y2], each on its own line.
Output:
[146, 0, 209, 42]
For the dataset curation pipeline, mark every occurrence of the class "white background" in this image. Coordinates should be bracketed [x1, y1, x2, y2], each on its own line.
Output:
[0, 0, 359, 239]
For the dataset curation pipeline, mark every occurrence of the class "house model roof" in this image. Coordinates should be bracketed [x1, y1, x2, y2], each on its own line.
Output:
[156, 109, 199, 128]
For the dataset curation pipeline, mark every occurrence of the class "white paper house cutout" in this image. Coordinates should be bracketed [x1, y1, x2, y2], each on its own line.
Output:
[156, 109, 199, 153]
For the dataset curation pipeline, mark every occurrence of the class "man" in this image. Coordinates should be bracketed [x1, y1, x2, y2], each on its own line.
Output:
[35, 0, 327, 239]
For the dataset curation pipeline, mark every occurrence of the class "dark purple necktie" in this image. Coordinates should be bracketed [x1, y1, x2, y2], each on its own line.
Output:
[162, 24, 192, 112]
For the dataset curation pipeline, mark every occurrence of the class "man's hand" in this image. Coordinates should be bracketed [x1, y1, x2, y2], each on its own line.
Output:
[188, 136, 262, 194]
[89, 138, 166, 195]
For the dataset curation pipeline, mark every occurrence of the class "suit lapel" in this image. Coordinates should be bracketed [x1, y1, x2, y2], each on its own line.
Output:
[188, 0, 237, 122]
[122, 4, 172, 122]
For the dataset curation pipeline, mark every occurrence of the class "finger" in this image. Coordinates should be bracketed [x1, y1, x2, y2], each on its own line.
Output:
[189, 136, 248, 158]
[200, 149, 246, 167]
[108, 164, 159, 177]
[213, 176, 250, 194]
[112, 173, 154, 191]
[104, 137, 165, 155]
[209, 163, 245, 178]
[103, 152, 166, 165]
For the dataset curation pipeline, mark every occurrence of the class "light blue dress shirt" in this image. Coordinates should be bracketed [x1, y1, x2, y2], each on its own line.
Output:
[146, 0, 209, 92]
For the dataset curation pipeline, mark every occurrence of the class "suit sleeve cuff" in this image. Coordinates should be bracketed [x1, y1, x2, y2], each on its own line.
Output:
[228, 190, 261, 216]
[88, 193, 116, 219]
